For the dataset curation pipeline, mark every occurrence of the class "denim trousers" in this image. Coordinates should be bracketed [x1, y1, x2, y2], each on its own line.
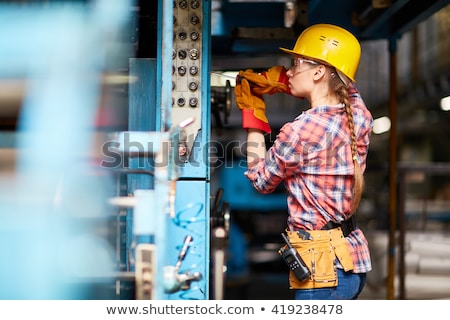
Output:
[294, 268, 366, 300]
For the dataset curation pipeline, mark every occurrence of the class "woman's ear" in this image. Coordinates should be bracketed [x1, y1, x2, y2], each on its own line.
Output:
[312, 65, 326, 80]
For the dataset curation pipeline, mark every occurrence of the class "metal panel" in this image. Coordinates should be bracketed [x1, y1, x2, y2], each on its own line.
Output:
[168, 180, 211, 299]
[127, 59, 157, 271]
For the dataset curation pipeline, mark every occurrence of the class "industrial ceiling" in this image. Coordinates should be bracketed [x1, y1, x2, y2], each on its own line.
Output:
[211, 0, 450, 54]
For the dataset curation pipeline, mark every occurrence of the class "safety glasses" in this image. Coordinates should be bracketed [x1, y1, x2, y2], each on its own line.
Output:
[291, 57, 320, 68]
[290, 57, 320, 75]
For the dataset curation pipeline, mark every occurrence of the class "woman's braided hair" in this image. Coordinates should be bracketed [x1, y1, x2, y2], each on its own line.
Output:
[329, 69, 364, 214]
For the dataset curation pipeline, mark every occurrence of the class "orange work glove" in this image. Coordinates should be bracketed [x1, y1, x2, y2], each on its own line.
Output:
[234, 77, 271, 133]
[238, 66, 291, 96]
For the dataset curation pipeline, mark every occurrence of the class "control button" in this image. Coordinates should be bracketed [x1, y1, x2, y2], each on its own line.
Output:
[189, 48, 199, 60]
[189, 97, 198, 107]
[190, 0, 199, 9]
[190, 15, 200, 25]
[189, 81, 198, 91]
[178, 66, 187, 76]
[178, 31, 187, 40]
[190, 31, 199, 41]
[189, 65, 198, 75]
[178, 49, 187, 59]
[177, 97, 186, 106]
[179, 0, 187, 9]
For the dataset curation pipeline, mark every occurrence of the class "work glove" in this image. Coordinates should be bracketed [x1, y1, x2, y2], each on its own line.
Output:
[237, 66, 291, 96]
[234, 77, 271, 133]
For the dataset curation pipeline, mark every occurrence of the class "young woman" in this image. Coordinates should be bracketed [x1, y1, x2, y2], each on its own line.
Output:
[235, 24, 373, 300]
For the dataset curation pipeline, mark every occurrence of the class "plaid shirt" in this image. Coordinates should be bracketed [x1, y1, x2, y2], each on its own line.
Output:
[245, 84, 373, 273]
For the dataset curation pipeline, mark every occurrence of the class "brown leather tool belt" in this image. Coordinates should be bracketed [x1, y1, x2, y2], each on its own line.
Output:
[284, 228, 354, 290]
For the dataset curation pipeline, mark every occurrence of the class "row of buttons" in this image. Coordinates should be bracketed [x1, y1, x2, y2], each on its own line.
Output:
[175, 0, 200, 10]
[172, 0, 201, 109]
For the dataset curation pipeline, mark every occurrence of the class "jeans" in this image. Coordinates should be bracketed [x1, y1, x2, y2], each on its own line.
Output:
[294, 268, 366, 300]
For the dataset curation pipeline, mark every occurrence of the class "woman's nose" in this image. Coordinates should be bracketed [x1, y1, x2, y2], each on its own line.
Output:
[286, 67, 293, 77]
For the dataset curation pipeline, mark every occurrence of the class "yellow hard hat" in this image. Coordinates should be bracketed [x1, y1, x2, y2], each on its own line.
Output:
[280, 24, 361, 82]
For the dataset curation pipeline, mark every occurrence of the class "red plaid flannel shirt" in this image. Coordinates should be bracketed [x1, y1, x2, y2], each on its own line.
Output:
[245, 84, 373, 273]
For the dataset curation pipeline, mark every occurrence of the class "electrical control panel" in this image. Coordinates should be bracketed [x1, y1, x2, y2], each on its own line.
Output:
[172, 0, 204, 156]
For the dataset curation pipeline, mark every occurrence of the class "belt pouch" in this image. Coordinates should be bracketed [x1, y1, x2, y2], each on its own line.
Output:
[286, 228, 354, 289]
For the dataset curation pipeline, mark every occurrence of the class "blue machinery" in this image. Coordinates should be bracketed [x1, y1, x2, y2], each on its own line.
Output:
[119, 0, 214, 300]
[0, 0, 219, 300]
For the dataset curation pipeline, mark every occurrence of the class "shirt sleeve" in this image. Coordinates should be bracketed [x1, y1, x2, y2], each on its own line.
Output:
[245, 121, 302, 194]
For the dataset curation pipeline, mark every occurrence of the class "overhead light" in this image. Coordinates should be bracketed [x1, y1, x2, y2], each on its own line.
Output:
[373, 116, 391, 134]
[284, 1, 296, 28]
[440, 96, 450, 111]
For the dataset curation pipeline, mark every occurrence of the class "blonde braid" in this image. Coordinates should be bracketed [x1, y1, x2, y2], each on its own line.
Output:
[342, 88, 364, 213]
[330, 70, 364, 214]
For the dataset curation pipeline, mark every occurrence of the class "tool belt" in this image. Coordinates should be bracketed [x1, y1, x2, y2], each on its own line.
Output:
[285, 226, 354, 290]
[321, 216, 356, 237]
